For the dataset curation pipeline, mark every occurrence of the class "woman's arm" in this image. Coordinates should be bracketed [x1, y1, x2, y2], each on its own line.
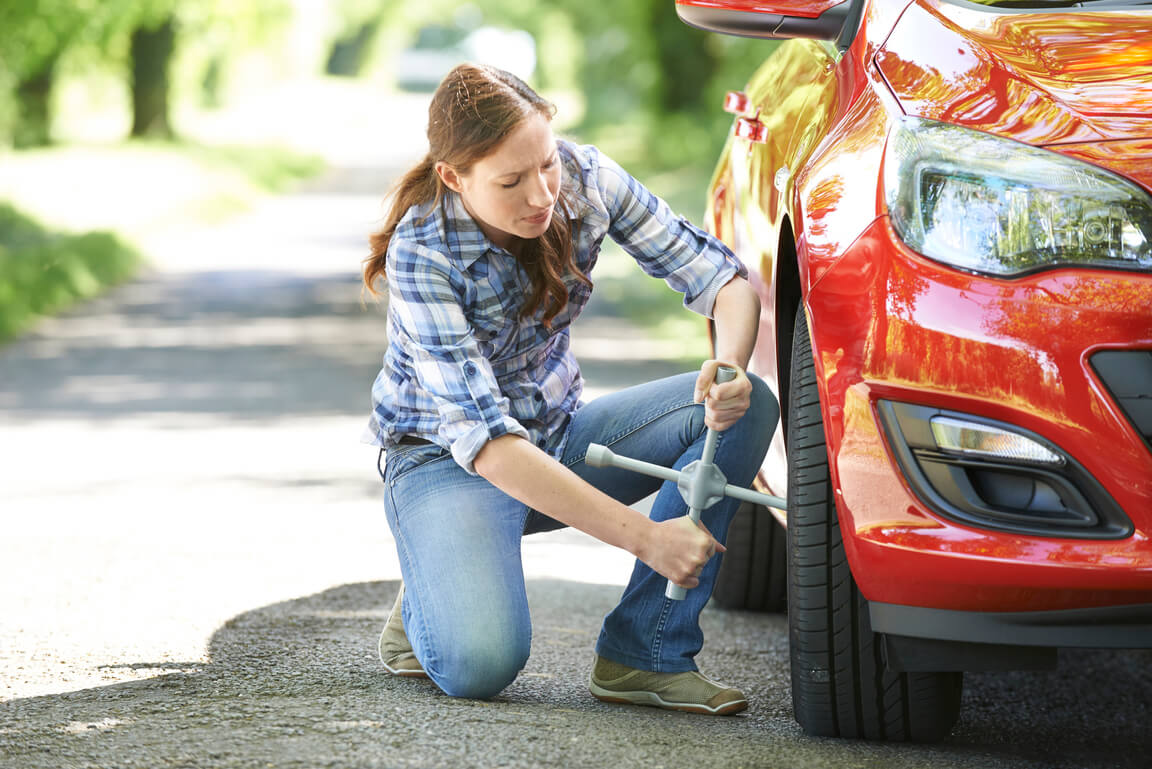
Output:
[472, 278, 759, 584]
[695, 275, 762, 431]
[474, 435, 722, 588]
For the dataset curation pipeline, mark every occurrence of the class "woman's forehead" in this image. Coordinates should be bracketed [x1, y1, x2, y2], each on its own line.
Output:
[483, 114, 556, 175]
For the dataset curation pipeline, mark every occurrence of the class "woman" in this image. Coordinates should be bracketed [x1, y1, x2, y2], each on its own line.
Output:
[362, 63, 776, 715]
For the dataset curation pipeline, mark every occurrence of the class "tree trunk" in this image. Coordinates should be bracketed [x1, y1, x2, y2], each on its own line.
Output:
[130, 16, 176, 140]
[14, 57, 58, 148]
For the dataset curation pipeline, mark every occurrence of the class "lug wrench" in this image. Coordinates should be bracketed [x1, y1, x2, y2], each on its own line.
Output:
[586, 366, 785, 600]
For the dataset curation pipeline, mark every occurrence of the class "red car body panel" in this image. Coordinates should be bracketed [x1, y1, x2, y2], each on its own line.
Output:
[876, 4, 1152, 145]
[704, 0, 1152, 613]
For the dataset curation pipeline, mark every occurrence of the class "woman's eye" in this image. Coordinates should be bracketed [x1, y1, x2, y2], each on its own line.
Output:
[500, 179, 519, 189]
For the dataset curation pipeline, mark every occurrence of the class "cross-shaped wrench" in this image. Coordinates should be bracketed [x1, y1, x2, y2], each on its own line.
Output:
[586, 366, 786, 599]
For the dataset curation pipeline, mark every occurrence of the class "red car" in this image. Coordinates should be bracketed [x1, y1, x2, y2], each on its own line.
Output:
[677, 0, 1152, 741]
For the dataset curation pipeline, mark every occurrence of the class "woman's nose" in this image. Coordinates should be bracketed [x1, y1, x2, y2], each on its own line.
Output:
[526, 172, 554, 207]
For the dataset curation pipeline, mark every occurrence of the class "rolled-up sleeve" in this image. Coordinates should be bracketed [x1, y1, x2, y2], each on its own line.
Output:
[387, 241, 530, 473]
[591, 146, 747, 318]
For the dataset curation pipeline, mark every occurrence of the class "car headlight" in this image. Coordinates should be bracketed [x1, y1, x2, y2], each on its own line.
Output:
[884, 117, 1152, 276]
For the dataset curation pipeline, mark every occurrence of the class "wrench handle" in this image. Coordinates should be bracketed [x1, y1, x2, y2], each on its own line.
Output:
[665, 365, 737, 601]
[698, 366, 737, 467]
[665, 503, 704, 600]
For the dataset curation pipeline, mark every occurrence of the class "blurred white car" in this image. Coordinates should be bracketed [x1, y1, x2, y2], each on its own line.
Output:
[394, 25, 537, 90]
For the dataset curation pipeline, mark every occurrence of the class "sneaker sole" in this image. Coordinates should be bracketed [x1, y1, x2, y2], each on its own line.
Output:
[589, 681, 747, 716]
[381, 660, 430, 679]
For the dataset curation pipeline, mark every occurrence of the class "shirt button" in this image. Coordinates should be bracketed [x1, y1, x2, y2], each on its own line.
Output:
[537, 438, 546, 448]
[464, 362, 477, 376]
[533, 392, 543, 402]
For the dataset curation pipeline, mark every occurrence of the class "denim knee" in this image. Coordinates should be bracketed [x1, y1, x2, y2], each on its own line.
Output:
[428, 631, 530, 700]
[746, 372, 780, 433]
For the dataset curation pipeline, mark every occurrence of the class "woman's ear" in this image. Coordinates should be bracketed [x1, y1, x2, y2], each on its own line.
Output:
[435, 161, 464, 194]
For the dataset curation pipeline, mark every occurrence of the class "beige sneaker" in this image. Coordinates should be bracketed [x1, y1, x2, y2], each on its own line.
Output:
[589, 655, 747, 715]
[378, 584, 428, 679]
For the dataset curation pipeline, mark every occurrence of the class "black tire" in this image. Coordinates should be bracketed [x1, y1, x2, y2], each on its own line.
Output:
[786, 305, 963, 742]
[712, 502, 787, 612]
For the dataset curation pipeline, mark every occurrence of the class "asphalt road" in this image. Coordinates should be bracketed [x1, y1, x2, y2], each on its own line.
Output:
[2, 88, 1151, 769]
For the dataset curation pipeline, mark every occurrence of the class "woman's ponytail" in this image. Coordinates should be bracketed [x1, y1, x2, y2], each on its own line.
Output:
[363, 155, 441, 296]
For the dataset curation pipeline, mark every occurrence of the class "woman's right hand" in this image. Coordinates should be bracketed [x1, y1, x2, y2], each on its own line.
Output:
[639, 516, 727, 589]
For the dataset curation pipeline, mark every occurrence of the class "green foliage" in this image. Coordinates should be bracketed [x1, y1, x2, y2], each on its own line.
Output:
[0, 0, 174, 82]
[0, 203, 142, 341]
[575, 21, 782, 179]
[0, 1, 88, 79]
[0, 0, 296, 147]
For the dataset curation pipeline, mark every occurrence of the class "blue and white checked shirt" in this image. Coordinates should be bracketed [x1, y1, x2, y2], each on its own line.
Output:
[363, 140, 746, 474]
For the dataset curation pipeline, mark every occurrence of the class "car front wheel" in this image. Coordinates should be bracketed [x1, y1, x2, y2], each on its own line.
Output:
[786, 304, 963, 742]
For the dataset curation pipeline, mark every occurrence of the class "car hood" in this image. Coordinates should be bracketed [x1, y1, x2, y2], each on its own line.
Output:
[876, 0, 1152, 146]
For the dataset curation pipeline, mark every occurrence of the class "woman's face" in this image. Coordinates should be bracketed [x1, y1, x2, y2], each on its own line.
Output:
[437, 112, 561, 251]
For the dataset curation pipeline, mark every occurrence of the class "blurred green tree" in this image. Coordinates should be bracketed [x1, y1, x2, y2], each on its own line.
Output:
[0, 0, 182, 145]
[0, 0, 95, 147]
[0, 0, 293, 147]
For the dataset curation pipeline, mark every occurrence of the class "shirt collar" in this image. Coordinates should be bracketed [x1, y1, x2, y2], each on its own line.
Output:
[556, 140, 599, 223]
[441, 192, 499, 269]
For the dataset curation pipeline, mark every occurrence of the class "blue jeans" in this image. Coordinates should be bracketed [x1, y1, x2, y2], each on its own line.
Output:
[379, 371, 776, 699]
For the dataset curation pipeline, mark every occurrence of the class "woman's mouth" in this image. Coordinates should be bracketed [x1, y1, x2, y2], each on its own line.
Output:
[525, 209, 552, 225]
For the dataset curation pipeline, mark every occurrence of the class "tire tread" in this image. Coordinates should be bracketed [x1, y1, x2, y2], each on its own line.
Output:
[786, 305, 962, 743]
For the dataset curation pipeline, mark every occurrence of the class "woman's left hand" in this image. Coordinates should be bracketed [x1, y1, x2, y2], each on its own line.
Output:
[693, 359, 753, 432]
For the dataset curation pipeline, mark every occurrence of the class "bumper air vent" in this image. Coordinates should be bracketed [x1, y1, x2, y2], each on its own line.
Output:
[1091, 350, 1152, 453]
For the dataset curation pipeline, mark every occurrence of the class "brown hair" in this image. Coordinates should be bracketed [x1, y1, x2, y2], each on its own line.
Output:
[364, 63, 589, 328]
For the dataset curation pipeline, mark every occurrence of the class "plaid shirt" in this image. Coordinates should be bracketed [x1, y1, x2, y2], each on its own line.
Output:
[363, 140, 746, 474]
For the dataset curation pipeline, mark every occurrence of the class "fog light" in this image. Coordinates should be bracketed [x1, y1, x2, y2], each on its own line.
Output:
[877, 400, 1131, 538]
[929, 417, 1064, 466]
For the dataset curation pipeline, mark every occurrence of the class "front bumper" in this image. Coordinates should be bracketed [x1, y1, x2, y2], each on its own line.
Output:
[806, 216, 1152, 613]
[871, 601, 1152, 649]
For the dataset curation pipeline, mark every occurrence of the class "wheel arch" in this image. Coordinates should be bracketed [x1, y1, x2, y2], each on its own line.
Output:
[774, 217, 802, 439]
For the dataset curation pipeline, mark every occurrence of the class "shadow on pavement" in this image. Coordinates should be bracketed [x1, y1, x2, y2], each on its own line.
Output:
[1, 579, 1149, 769]
[0, 271, 382, 422]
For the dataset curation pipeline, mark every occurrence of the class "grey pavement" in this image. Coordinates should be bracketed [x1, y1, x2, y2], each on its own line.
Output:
[2, 87, 1150, 769]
